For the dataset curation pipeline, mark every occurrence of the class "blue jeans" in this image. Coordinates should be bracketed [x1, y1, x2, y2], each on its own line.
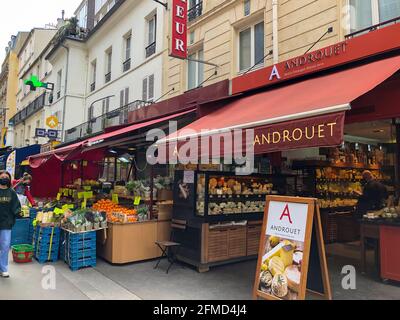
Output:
[0, 230, 11, 272]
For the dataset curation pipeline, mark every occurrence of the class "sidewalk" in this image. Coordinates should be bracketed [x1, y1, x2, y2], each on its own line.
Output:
[1, 253, 399, 300]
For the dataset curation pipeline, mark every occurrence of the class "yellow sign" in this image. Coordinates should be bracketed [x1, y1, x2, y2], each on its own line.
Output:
[84, 191, 94, 199]
[1, 127, 7, 148]
[83, 186, 92, 191]
[78, 192, 85, 199]
[81, 201, 87, 209]
[134, 196, 141, 206]
[113, 193, 119, 204]
[46, 116, 59, 129]
[56, 193, 61, 201]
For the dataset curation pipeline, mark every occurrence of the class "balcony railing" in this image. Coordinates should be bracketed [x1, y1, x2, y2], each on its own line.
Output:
[346, 15, 400, 39]
[10, 92, 46, 126]
[105, 72, 112, 83]
[123, 58, 131, 72]
[145, 42, 156, 58]
[90, 82, 96, 92]
[188, 1, 203, 22]
[65, 100, 152, 143]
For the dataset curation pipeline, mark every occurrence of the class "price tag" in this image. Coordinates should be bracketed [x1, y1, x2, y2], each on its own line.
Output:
[69, 189, 74, 196]
[134, 196, 141, 206]
[81, 201, 87, 209]
[56, 193, 61, 201]
[112, 193, 119, 204]
[62, 204, 69, 211]
[83, 186, 92, 191]
[63, 189, 69, 197]
[68, 204, 75, 209]
[84, 191, 94, 199]
[78, 192, 85, 199]
[54, 208, 64, 215]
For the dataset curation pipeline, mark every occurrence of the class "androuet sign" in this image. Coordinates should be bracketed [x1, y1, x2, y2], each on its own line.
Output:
[252, 112, 345, 154]
[232, 22, 400, 94]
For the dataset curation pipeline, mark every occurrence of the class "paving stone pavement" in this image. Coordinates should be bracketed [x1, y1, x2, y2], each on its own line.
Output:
[1, 252, 399, 300]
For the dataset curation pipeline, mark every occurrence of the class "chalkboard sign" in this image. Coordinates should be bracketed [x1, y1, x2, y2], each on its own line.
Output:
[253, 196, 332, 300]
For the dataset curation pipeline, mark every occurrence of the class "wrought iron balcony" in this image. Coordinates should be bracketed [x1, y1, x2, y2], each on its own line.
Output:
[123, 58, 131, 72]
[105, 72, 112, 83]
[10, 92, 46, 126]
[346, 15, 400, 39]
[145, 42, 156, 58]
[65, 100, 152, 143]
[90, 82, 96, 92]
[188, 1, 203, 22]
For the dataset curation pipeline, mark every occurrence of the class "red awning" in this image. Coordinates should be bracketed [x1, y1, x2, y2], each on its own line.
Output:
[162, 56, 400, 155]
[84, 109, 196, 148]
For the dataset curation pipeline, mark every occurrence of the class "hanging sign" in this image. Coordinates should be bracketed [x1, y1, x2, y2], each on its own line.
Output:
[170, 0, 188, 59]
[253, 196, 332, 300]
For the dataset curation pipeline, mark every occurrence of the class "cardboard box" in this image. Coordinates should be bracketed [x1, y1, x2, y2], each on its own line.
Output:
[157, 203, 173, 220]
[157, 189, 173, 201]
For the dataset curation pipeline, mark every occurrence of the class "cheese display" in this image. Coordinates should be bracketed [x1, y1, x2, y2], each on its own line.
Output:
[259, 236, 303, 300]
[194, 172, 281, 217]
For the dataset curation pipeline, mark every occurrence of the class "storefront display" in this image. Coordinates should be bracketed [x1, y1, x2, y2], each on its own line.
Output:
[172, 170, 296, 272]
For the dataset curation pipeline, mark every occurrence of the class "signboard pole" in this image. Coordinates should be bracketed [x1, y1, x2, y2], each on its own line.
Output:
[253, 195, 332, 300]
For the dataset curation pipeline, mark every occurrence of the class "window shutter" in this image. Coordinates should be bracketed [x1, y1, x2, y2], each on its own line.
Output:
[120, 89, 124, 107]
[142, 78, 148, 101]
[88, 106, 94, 120]
[148, 75, 154, 100]
[125, 87, 130, 105]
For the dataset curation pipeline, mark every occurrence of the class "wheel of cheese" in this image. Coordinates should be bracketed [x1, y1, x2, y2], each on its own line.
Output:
[268, 256, 285, 276]
[284, 265, 301, 293]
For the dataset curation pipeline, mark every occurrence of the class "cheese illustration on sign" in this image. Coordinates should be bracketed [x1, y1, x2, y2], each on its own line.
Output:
[259, 201, 308, 300]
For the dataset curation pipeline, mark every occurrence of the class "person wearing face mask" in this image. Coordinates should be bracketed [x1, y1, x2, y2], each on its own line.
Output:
[0, 170, 22, 278]
[12, 173, 36, 207]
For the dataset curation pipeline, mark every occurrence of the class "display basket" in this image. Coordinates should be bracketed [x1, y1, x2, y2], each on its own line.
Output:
[11, 244, 34, 263]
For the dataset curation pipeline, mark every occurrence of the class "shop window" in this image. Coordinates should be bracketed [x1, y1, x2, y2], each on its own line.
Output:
[350, 0, 400, 33]
[187, 49, 204, 90]
[238, 21, 264, 73]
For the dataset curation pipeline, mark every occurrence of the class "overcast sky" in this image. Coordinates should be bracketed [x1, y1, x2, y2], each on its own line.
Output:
[0, 0, 82, 62]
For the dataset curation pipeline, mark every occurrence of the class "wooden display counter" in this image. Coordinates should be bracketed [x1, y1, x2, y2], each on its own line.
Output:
[174, 220, 263, 273]
[97, 220, 171, 264]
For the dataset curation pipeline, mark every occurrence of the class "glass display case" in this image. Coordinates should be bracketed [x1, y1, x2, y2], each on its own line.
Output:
[173, 170, 297, 222]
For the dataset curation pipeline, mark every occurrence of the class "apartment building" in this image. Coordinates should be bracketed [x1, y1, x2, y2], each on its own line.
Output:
[163, 0, 400, 98]
[11, 27, 58, 148]
[46, 0, 165, 143]
[0, 33, 29, 147]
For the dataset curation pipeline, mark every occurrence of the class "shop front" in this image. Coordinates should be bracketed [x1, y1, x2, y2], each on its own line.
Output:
[158, 26, 400, 285]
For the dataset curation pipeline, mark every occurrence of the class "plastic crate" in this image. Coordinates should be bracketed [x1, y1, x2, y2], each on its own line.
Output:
[11, 219, 30, 246]
[11, 244, 34, 263]
[61, 230, 97, 271]
[68, 257, 97, 272]
[33, 226, 60, 264]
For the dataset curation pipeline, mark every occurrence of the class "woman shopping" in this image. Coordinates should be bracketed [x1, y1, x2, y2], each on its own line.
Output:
[0, 171, 22, 278]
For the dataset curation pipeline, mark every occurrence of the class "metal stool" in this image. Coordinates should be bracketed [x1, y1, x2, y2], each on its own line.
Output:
[154, 241, 181, 274]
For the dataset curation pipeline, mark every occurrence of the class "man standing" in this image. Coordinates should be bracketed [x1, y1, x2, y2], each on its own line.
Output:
[355, 170, 388, 218]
